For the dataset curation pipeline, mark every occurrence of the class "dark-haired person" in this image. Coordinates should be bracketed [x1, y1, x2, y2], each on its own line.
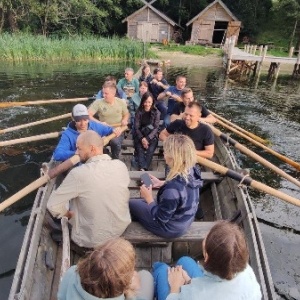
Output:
[139, 64, 153, 84]
[58, 238, 154, 300]
[170, 88, 216, 124]
[160, 102, 214, 159]
[133, 92, 160, 171]
[95, 75, 127, 100]
[53, 104, 115, 161]
[157, 75, 186, 126]
[148, 68, 169, 120]
[153, 221, 262, 300]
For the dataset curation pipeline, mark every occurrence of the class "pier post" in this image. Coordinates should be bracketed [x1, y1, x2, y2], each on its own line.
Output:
[289, 47, 294, 58]
[256, 45, 268, 78]
[292, 49, 300, 77]
[258, 45, 263, 56]
[226, 36, 235, 75]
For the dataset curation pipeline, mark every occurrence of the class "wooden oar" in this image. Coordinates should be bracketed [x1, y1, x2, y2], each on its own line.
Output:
[208, 110, 269, 145]
[196, 157, 300, 207]
[207, 123, 300, 188]
[0, 113, 71, 134]
[0, 126, 127, 213]
[0, 132, 62, 147]
[214, 117, 300, 171]
[0, 97, 96, 108]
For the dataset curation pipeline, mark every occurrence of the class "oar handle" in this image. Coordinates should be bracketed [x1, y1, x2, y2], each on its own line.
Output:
[196, 156, 300, 207]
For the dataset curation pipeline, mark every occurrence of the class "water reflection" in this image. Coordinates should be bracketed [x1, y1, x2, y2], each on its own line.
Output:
[0, 61, 299, 299]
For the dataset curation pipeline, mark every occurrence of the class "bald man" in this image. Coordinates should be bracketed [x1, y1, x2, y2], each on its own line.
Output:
[47, 130, 131, 248]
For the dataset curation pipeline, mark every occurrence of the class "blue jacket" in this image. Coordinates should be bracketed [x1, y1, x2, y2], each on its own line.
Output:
[148, 167, 203, 237]
[53, 121, 113, 161]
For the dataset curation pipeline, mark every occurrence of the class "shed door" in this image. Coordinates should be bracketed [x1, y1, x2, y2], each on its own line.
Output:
[196, 20, 214, 44]
[137, 22, 156, 42]
[226, 21, 241, 44]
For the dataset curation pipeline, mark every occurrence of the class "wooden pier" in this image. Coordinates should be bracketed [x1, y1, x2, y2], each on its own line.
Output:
[224, 36, 300, 79]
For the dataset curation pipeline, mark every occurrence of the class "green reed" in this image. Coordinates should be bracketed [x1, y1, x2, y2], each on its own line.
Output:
[0, 33, 154, 61]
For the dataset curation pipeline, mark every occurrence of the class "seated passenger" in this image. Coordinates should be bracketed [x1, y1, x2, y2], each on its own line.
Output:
[128, 81, 149, 126]
[170, 87, 216, 124]
[133, 92, 160, 171]
[129, 134, 203, 238]
[160, 102, 214, 159]
[47, 131, 131, 249]
[88, 82, 129, 159]
[139, 64, 153, 84]
[117, 67, 139, 97]
[153, 220, 262, 300]
[53, 104, 114, 161]
[58, 238, 154, 300]
[95, 75, 126, 100]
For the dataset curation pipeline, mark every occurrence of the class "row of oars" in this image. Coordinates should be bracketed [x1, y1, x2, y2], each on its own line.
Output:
[0, 97, 299, 212]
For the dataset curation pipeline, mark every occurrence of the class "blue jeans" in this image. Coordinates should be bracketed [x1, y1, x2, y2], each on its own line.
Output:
[134, 137, 158, 170]
[109, 133, 124, 159]
[156, 101, 167, 121]
[153, 256, 204, 300]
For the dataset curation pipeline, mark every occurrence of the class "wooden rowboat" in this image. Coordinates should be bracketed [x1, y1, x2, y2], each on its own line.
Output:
[8, 134, 277, 300]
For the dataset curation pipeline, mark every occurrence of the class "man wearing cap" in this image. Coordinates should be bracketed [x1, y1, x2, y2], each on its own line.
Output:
[88, 82, 129, 159]
[47, 130, 131, 248]
[53, 104, 115, 161]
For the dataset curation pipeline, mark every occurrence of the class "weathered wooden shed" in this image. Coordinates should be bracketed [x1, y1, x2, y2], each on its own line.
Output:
[122, 0, 178, 43]
[186, 0, 241, 45]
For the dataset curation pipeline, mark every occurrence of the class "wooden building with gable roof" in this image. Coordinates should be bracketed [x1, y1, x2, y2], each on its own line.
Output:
[122, 0, 178, 43]
[186, 0, 241, 45]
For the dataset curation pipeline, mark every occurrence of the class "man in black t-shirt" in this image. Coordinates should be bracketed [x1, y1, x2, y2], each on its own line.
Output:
[170, 87, 216, 124]
[160, 102, 214, 158]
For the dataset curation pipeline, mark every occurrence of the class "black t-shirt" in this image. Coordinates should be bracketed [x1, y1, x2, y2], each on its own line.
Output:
[166, 120, 214, 150]
[141, 111, 151, 127]
[171, 102, 209, 118]
[149, 78, 168, 101]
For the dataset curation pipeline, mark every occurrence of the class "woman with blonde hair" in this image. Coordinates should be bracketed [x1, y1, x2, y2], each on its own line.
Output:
[153, 221, 262, 300]
[58, 238, 154, 300]
[129, 134, 203, 238]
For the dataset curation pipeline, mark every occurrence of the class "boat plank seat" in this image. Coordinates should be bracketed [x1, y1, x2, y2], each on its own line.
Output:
[122, 221, 215, 243]
[129, 170, 221, 182]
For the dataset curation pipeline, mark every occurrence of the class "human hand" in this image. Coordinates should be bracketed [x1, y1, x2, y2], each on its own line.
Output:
[140, 184, 153, 204]
[149, 174, 163, 188]
[168, 266, 185, 294]
[121, 119, 128, 126]
[152, 79, 158, 84]
[142, 137, 149, 149]
[113, 127, 121, 137]
[166, 91, 172, 97]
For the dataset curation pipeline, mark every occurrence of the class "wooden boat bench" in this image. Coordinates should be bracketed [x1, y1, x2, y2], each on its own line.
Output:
[122, 221, 215, 269]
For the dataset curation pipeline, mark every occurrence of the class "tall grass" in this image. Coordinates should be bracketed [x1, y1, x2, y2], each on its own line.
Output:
[0, 33, 155, 61]
[157, 44, 223, 56]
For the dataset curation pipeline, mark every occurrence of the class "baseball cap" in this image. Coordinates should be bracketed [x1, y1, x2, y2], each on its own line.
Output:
[72, 104, 89, 122]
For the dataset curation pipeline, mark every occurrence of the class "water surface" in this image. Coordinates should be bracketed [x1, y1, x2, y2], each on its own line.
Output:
[0, 61, 299, 299]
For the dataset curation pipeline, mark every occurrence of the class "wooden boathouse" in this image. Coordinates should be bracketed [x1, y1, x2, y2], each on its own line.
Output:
[122, 0, 178, 43]
[186, 0, 241, 45]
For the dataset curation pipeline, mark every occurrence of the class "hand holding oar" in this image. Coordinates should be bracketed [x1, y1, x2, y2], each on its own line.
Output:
[214, 117, 300, 171]
[196, 157, 300, 207]
[0, 97, 96, 109]
[0, 113, 71, 134]
[0, 132, 62, 147]
[206, 123, 300, 189]
[0, 126, 127, 213]
[208, 110, 269, 145]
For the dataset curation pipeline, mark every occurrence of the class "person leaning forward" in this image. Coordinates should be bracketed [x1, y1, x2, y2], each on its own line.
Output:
[47, 130, 131, 249]
[88, 82, 129, 159]
[160, 102, 214, 159]
[53, 104, 115, 162]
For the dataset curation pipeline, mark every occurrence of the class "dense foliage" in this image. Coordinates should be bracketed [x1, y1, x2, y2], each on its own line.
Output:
[0, 0, 298, 47]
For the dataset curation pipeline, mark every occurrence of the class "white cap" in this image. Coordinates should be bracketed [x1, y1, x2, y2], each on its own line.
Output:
[72, 104, 89, 122]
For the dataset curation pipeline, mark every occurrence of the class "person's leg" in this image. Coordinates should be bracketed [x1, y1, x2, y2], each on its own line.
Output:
[145, 138, 158, 170]
[176, 256, 204, 278]
[109, 134, 124, 159]
[136, 270, 154, 300]
[153, 262, 170, 300]
[156, 101, 167, 120]
[134, 139, 146, 170]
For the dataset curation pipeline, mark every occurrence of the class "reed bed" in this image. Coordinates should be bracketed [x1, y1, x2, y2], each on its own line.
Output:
[0, 34, 152, 61]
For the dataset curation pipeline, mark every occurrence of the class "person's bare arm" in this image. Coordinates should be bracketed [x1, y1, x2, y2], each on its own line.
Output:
[196, 144, 214, 159]
[121, 111, 130, 126]
[88, 109, 108, 125]
[170, 113, 184, 123]
[159, 128, 170, 141]
[157, 91, 167, 101]
[200, 114, 217, 124]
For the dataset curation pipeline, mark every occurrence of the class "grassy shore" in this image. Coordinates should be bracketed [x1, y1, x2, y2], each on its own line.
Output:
[0, 34, 156, 61]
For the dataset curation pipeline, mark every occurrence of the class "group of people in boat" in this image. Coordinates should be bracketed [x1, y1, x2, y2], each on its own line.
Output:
[46, 65, 262, 299]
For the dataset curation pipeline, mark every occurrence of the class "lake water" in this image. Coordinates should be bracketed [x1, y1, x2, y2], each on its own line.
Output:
[0, 61, 299, 299]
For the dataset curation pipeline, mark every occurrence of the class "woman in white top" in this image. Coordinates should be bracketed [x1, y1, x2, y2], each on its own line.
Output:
[153, 220, 262, 300]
